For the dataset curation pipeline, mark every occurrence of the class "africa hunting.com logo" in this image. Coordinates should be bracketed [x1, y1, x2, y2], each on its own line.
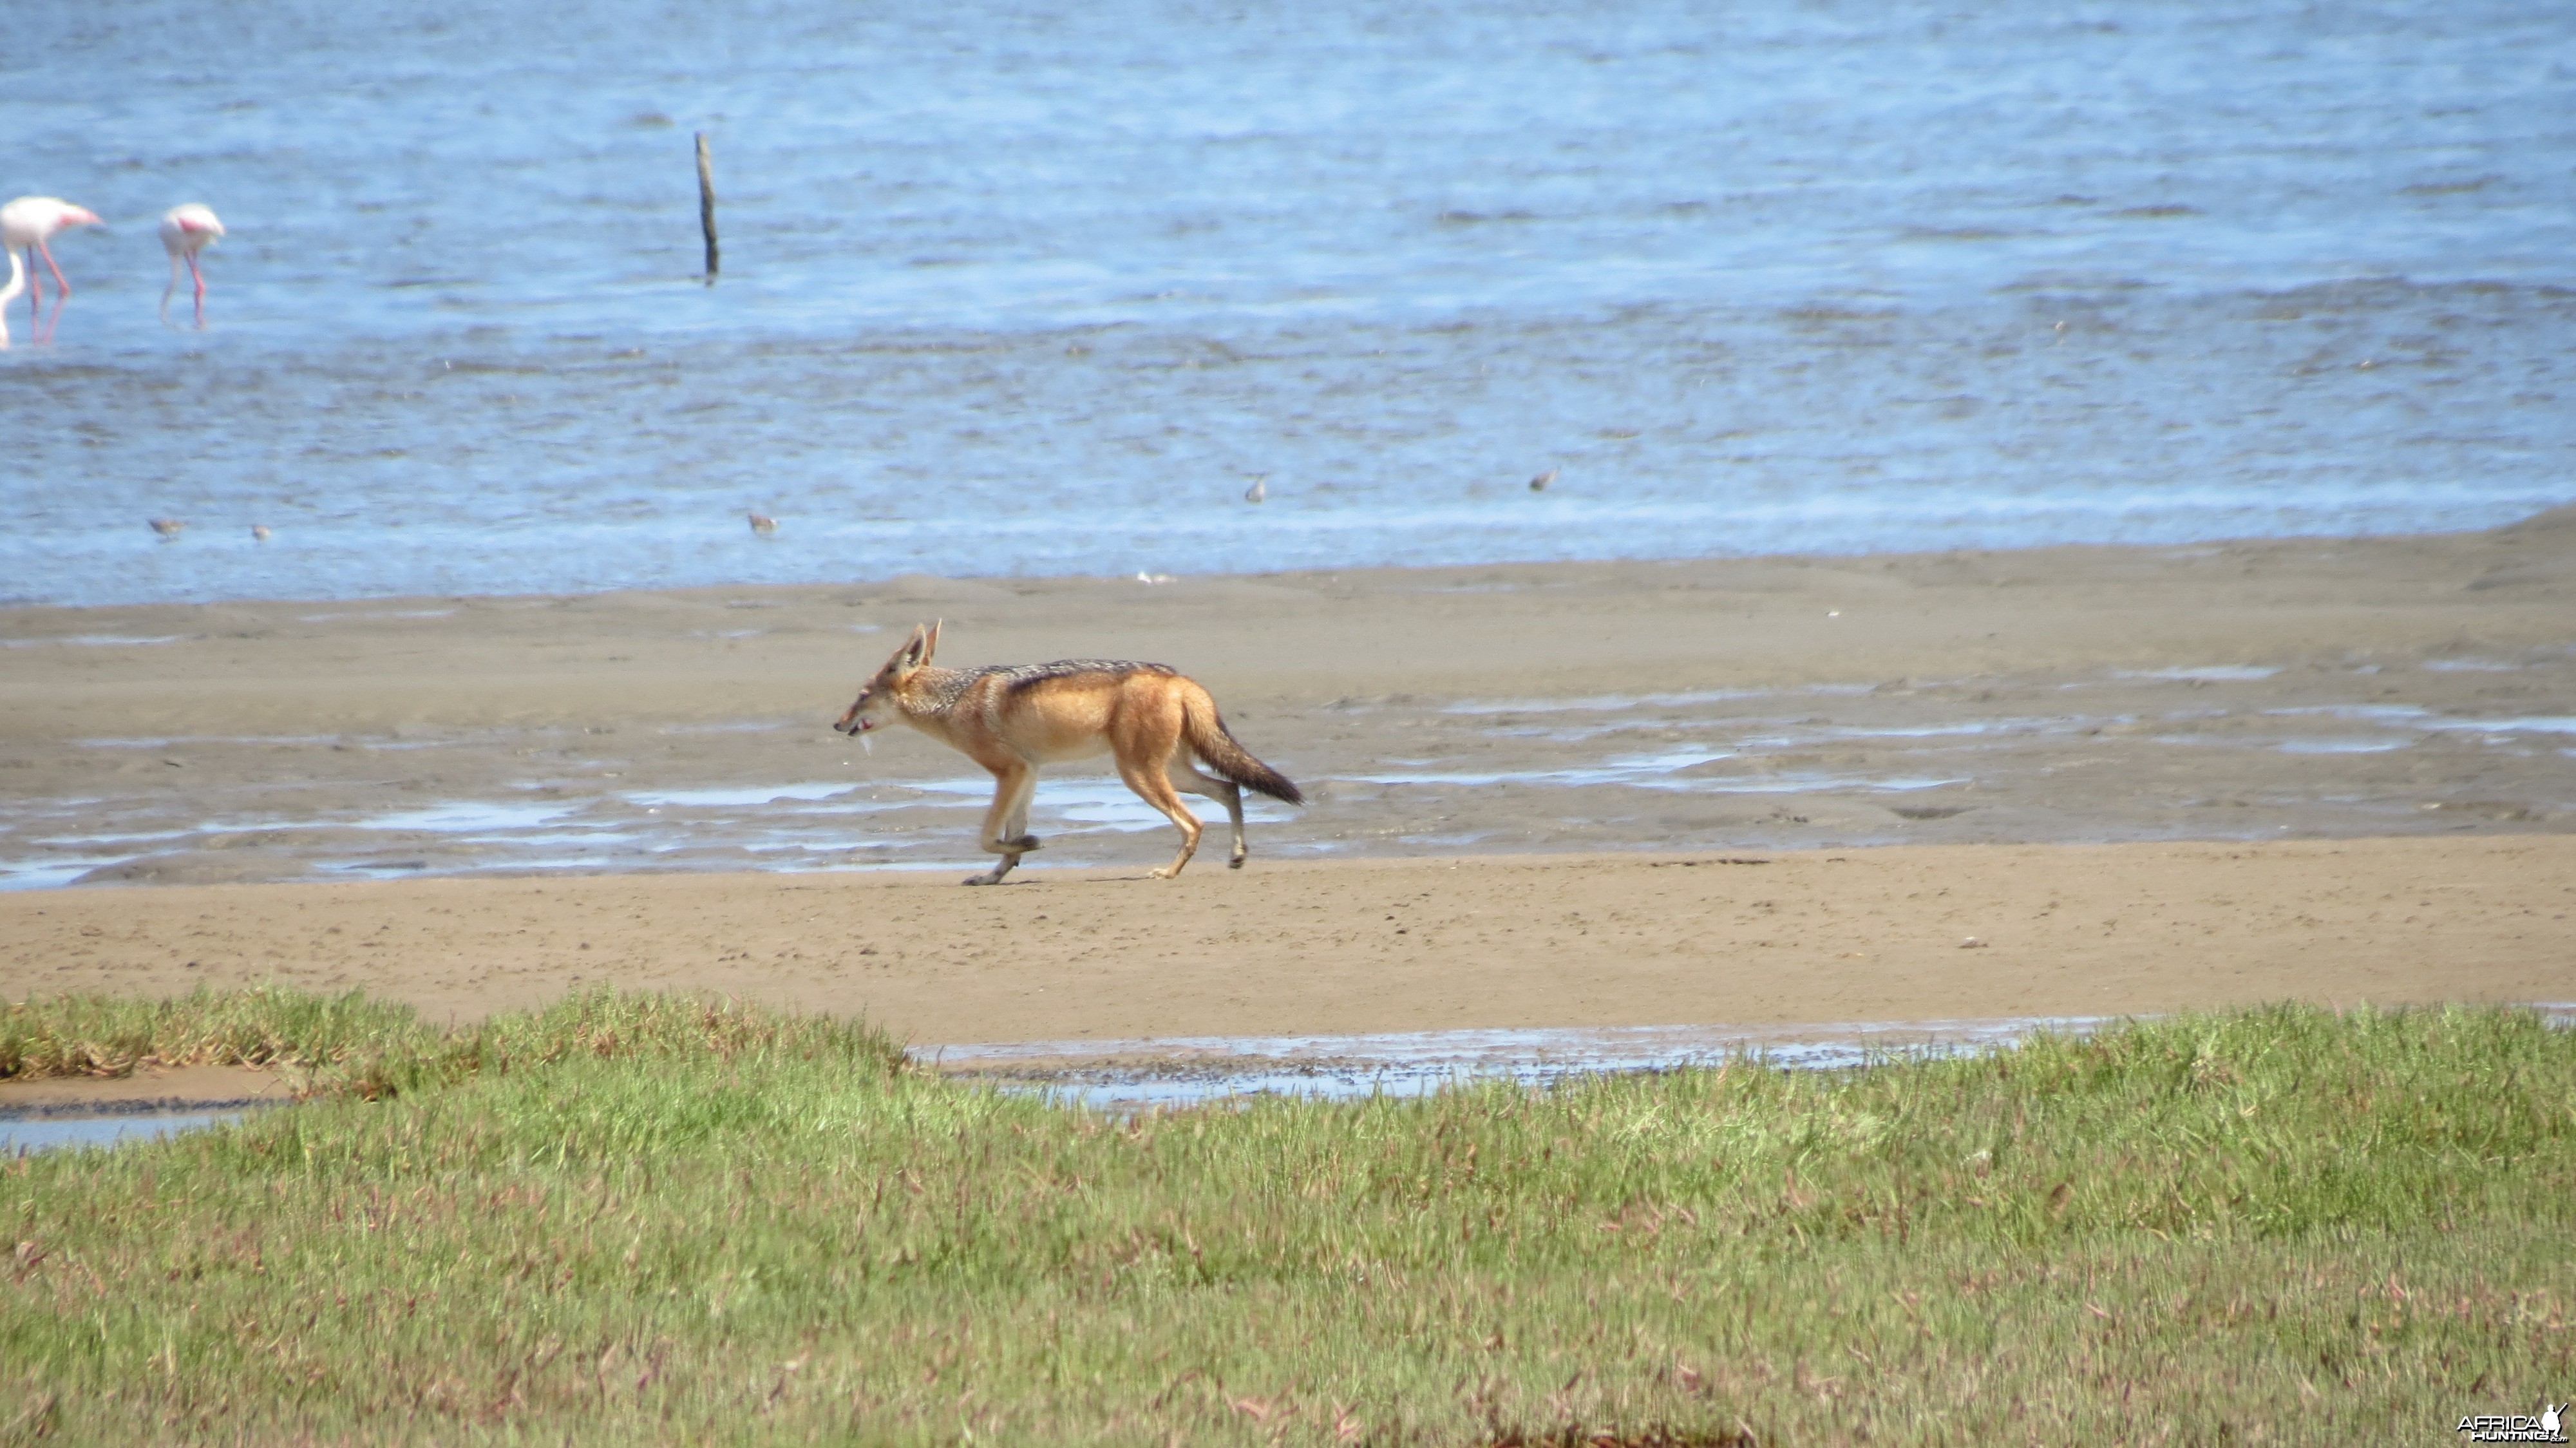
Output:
[2459, 1404, 2568, 1444]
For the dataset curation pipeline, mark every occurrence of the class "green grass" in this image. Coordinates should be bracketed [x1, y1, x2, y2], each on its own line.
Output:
[3, 990, 2570, 1445]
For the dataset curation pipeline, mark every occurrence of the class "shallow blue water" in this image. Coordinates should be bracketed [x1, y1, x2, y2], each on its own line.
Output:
[0, 1110, 245, 1154]
[3, 0, 2571, 606]
[933, 1006, 2576, 1110]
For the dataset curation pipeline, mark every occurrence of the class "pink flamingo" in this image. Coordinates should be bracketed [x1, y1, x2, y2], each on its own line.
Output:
[158, 204, 225, 329]
[0, 196, 102, 342]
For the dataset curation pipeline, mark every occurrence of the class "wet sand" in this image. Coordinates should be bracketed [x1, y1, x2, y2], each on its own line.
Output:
[2, 508, 2571, 891]
[0, 1065, 290, 1114]
[2, 511, 2571, 1056]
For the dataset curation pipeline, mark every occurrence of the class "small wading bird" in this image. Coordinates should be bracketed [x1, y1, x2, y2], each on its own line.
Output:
[0, 196, 102, 342]
[748, 513, 777, 536]
[1242, 473, 1267, 504]
[1528, 467, 1558, 492]
[251, 524, 270, 541]
[158, 204, 225, 329]
[149, 518, 184, 538]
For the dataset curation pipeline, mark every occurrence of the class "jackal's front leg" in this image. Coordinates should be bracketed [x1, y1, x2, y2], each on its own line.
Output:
[965, 761, 1041, 886]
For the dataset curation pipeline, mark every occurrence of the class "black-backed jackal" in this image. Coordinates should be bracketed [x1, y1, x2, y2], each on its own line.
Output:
[833, 623, 1303, 884]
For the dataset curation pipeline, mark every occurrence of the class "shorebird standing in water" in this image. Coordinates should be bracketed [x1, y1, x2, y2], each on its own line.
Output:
[1242, 474, 1267, 504]
[158, 204, 226, 330]
[748, 513, 778, 536]
[251, 524, 271, 541]
[149, 518, 185, 538]
[0, 196, 101, 341]
[1528, 467, 1558, 492]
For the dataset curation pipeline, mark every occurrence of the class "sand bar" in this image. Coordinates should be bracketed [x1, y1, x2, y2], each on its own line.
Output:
[1, 510, 2571, 888]
[3, 839, 2568, 1049]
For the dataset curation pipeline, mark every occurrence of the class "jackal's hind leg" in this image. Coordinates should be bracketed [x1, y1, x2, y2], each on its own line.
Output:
[1169, 759, 1247, 868]
[1122, 758, 1204, 879]
[965, 761, 1041, 886]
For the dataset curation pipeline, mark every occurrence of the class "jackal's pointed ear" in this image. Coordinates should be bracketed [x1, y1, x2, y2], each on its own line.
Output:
[923, 619, 942, 663]
[884, 624, 931, 676]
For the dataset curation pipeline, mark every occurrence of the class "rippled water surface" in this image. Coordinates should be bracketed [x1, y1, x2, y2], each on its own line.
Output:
[4, 0, 2573, 605]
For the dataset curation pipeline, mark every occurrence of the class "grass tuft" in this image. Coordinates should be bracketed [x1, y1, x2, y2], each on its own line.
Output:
[0, 984, 429, 1082]
[2, 985, 912, 1099]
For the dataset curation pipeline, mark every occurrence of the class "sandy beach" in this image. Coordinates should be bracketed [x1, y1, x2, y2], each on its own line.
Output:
[3, 838, 2570, 1050]
[4, 508, 2571, 1052]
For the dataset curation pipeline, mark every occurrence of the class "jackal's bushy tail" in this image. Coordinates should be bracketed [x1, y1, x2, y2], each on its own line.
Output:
[1182, 699, 1304, 806]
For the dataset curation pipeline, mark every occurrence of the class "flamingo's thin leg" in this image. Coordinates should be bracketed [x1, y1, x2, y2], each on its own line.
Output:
[35, 240, 68, 300]
[32, 242, 73, 344]
[189, 254, 207, 329]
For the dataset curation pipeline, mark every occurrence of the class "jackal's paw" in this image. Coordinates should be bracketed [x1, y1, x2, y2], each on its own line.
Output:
[962, 871, 1009, 886]
[1227, 854, 1246, 870]
[1148, 866, 1179, 879]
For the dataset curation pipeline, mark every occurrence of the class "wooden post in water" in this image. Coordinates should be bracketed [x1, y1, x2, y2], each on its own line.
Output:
[696, 131, 719, 286]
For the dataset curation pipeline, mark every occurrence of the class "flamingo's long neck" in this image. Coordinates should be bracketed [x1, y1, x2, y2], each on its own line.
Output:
[0, 249, 22, 349]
